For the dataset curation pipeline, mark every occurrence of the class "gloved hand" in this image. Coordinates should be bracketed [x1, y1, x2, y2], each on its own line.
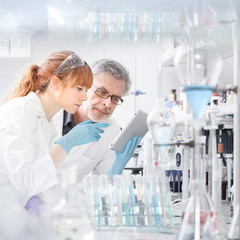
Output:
[55, 120, 109, 153]
[107, 136, 142, 179]
[25, 195, 43, 215]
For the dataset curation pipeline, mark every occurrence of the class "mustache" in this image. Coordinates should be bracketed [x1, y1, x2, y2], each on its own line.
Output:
[96, 106, 110, 114]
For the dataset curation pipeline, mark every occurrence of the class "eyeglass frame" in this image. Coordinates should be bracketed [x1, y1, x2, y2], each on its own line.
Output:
[54, 53, 85, 76]
[92, 86, 124, 105]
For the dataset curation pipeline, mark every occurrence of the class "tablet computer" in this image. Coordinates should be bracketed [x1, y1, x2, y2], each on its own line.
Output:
[109, 109, 149, 152]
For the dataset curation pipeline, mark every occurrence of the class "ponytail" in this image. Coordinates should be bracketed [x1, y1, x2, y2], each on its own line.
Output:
[4, 64, 40, 102]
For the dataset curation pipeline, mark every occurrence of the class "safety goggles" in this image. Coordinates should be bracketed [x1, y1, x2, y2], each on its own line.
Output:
[54, 53, 85, 75]
[93, 86, 124, 105]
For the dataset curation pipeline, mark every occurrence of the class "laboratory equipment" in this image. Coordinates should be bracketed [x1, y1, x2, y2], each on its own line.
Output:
[49, 167, 94, 240]
[80, 174, 174, 230]
[178, 180, 216, 240]
[174, 6, 223, 235]
[204, 107, 222, 209]
[147, 99, 176, 167]
[174, 39, 222, 119]
[222, 123, 234, 201]
[53, 53, 85, 75]
[228, 204, 240, 239]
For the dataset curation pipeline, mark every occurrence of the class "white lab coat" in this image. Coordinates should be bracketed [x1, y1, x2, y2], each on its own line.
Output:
[40, 109, 121, 204]
[0, 92, 58, 211]
[53, 109, 121, 179]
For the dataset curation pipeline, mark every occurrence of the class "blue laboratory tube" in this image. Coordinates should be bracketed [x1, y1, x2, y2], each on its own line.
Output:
[127, 175, 138, 226]
[151, 177, 161, 227]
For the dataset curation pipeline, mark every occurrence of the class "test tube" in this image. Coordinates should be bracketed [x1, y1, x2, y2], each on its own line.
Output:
[142, 176, 152, 226]
[135, 175, 145, 226]
[126, 175, 138, 226]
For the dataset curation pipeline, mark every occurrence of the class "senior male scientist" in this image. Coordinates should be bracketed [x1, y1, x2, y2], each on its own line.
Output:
[56, 58, 141, 180]
[25, 59, 141, 213]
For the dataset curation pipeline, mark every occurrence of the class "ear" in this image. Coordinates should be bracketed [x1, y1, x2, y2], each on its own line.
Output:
[50, 76, 61, 90]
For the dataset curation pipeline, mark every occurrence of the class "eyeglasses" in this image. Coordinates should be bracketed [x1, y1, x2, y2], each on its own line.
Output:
[54, 53, 85, 75]
[93, 86, 124, 105]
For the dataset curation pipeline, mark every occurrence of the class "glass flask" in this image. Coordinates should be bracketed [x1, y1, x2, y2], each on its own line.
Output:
[179, 0, 218, 40]
[147, 99, 176, 168]
[50, 167, 94, 240]
[178, 180, 221, 240]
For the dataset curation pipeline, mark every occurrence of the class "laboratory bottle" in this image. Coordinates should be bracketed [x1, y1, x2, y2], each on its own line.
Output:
[51, 166, 94, 240]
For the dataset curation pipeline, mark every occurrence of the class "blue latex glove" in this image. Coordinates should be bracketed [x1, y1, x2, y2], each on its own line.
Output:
[25, 196, 43, 215]
[107, 136, 142, 178]
[55, 120, 109, 153]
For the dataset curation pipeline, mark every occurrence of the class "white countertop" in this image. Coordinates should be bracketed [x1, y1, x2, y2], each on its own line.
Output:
[92, 227, 176, 240]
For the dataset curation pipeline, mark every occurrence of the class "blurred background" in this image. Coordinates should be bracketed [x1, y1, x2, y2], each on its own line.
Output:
[0, 0, 235, 127]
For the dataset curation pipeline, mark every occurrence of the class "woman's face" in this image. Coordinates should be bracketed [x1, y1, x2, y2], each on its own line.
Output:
[57, 83, 88, 114]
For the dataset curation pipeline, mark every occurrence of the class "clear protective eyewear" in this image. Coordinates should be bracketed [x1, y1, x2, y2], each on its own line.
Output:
[93, 86, 124, 105]
[54, 53, 85, 75]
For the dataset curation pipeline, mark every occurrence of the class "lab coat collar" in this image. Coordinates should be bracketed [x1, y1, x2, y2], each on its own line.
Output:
[26, 92, 47, 119]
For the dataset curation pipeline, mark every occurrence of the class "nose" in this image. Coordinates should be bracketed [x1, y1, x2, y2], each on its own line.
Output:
[81, 91, 87, 101]
[102, 96, 112, 108]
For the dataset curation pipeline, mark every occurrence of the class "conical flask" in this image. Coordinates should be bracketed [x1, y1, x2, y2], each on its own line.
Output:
[178, 180, 220, 240]
[147, 99, 175, 166]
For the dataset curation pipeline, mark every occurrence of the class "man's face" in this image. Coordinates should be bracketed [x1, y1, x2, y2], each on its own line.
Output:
[82, 72, 126, 122]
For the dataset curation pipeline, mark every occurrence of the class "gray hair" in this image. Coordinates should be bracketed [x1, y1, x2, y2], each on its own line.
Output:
[92, 59, 131, 96]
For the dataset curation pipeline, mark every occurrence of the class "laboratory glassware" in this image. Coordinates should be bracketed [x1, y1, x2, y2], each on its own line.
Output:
[179, 0, 218, 40]
[228, 203, 240, 239]
[147, 98, 176, 168]
[174, 37, 223, 239]
[50, 167, 94, 240]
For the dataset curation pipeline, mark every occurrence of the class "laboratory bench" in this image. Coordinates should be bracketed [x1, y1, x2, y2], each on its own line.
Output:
[92, 227, 176, 240]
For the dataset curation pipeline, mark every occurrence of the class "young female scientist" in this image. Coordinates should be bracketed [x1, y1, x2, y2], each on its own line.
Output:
[0, 50, 108, 214]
